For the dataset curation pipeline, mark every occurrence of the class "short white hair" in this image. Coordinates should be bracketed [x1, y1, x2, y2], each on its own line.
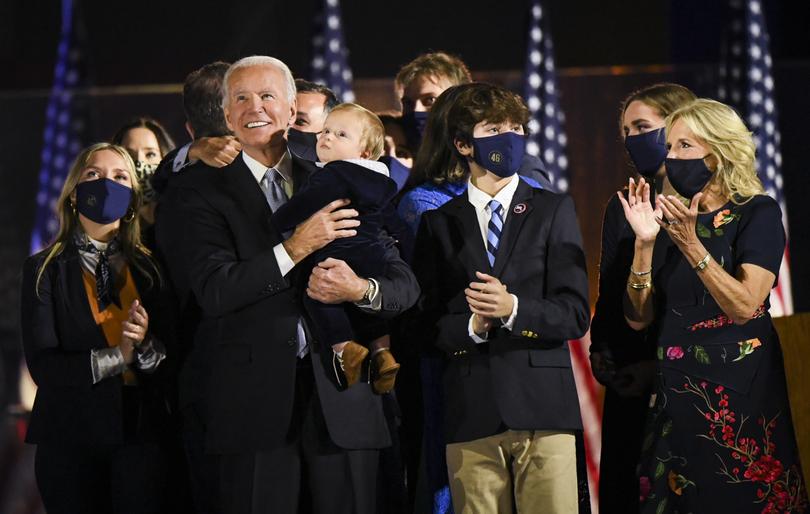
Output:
[221, 55, 297, 109]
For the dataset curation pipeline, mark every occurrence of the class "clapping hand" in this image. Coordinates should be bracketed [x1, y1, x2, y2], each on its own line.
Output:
[465, 272, 515, 320]
[656, 193, 703, 250]
[617, 177, 662, 244]
[120, 299, 149, 364]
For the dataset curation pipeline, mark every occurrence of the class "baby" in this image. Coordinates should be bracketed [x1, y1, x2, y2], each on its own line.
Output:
[273, 103, 401, 392]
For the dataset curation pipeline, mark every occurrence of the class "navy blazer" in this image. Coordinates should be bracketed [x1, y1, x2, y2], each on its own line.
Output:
[20, 245, 174, 445]
[412, 179, 590, 443]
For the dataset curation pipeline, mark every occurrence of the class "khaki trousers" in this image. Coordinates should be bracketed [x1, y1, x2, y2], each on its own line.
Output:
[446, 430, 577, 514]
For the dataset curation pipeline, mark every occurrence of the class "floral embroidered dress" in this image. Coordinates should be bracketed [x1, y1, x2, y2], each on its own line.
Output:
[639, 195, 807, 513]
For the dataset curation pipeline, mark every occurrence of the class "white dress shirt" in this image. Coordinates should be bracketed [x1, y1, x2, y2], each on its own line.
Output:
[465, 176, 520, 343]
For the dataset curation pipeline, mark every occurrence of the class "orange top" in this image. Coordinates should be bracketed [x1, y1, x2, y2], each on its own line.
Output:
[81, 265, 140, 385]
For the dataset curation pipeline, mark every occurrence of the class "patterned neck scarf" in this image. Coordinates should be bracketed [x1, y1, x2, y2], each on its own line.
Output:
[75, 232, 123, 311]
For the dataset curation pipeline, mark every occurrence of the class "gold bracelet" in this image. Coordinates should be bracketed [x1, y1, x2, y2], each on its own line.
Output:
[630, 267, 652, 276]
[629, 281, 651, 290]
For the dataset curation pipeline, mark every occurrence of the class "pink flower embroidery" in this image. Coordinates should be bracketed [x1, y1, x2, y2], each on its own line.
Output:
[639, 476, 651, 502]
[666, 346, 685, 360]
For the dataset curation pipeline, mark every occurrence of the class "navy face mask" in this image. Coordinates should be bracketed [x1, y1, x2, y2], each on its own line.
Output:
[665, 156, 714, 198]
[625, 127, 667, 178]
[75, 178, 133, 224]
[402, 111, 429, 148]
[471, 132, 527, 178]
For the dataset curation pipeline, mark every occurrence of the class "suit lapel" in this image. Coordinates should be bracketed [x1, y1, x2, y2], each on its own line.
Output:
[492, 179, 534, 276]
[446, 197, 491, 275]
[290, 154, 316, 195]
[59, 246, 108, 348]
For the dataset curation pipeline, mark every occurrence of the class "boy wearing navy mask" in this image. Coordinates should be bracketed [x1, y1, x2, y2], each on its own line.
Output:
[411, 84, 590, 513]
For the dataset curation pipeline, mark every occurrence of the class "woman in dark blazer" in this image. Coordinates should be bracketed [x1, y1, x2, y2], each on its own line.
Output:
[21, 142, 174, 514]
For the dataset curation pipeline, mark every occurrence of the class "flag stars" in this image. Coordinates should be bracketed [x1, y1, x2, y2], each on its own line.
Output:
[528, 72, 541, 89]
[527, 141, 540, 157]
[531, 27, 542, 42]
[530, 50, 541, 65]
[528, 96, 541, 111]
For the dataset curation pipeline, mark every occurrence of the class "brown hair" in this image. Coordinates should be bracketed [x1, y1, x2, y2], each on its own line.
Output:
[620, 83, 697, 133]
[395, 52, 472, 92]
[111, 116, 176, 158]
[329, 103, 385, 160]
[35, 143, 160, 295]
[446, 83, 530, 163]
[407, 83, 477, 188]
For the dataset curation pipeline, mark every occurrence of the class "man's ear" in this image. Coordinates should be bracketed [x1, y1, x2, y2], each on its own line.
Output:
[454, 137, 473, 158]
[185, 122, 195, 140]
[288, 98, 297, 127]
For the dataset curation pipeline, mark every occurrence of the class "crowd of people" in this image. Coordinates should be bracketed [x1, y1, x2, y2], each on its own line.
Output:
[18, 50, 808, 514]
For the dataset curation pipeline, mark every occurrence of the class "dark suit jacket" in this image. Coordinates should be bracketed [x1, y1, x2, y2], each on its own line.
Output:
[166, 151, 419, 454]
[412, 179, 589, 444]
[20, 245, 174, 445]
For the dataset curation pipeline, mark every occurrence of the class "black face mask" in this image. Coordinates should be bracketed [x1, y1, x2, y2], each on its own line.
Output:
[625, 128, 667, 178]
[287, 128, 319, 161]
[401, 111, 429, 149]
[665, 156, 714, 198]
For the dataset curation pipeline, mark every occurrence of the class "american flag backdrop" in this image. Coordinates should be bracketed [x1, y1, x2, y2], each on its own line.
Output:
[523, 0, 570, 193]
[309, 0, 355, 103]
[718, 0, 793, 316]
[30, 0, 90, 254]
[523, 2, 601, 511]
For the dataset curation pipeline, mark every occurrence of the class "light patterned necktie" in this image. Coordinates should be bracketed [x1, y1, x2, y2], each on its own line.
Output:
[486, 199, 503, 267]
[261, 167, 288, 211]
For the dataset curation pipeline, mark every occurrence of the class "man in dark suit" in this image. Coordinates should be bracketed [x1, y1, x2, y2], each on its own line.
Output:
[411, 84, 589, 513]
[161, 55, 419, 514]
[151, 61, 242, 197]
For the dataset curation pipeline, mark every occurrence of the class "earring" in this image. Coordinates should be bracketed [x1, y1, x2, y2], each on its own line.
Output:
[69, 202, 77, 216]
[122, 208, 136, 223]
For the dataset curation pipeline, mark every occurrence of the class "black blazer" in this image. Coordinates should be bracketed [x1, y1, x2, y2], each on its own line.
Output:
[166, 151, 419, 453]
[20, 245, 174, 445]
[412, 179, 590, 444]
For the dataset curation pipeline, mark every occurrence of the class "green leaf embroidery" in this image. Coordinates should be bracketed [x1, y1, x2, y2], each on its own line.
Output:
[655, 461, 666, 479]
[656, 498, 668, 514]
[694, 345, 711, 365]
[657, 347, 664, 361]
[662, 419, 673, 438]
[696, 224, 712, 238]
[732, 338, 761, 362]
[714, 228, 724, 236]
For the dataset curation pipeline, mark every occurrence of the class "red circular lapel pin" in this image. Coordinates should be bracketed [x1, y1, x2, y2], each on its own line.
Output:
[513, 203, 527, 214]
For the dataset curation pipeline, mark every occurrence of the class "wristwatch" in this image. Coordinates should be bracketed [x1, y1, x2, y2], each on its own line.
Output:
[693, 253, 711, 272]
[358, 279, 377, 306]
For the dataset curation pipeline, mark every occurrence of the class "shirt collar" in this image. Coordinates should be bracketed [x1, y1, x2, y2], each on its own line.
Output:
[242, 148, 293, 185]
[466, 174, 520, 214]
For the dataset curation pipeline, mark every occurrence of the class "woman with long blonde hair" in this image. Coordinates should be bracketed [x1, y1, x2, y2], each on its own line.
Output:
[619, 99, 807, 512]
[21, 142, 173, 513]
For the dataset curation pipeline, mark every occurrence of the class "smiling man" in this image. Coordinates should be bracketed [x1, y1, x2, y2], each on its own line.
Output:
[163, 56, 419, 514]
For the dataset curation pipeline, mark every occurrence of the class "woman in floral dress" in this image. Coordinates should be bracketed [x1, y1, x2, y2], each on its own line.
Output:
[618, 98, 807, 513]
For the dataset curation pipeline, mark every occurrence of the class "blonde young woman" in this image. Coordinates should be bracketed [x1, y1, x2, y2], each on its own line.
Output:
[619, 99, 807, 512]
[21, 143, 174, 513]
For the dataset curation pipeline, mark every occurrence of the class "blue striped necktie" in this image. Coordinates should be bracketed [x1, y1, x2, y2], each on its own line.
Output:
[486, 199, 503, 267]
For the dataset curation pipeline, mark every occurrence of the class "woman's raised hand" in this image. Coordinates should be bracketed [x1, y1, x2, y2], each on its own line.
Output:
[617, 177, 662, 244]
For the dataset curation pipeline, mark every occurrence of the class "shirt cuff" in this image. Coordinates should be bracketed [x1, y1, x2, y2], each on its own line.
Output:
[356, 278, 382, 312]
[468, 314, 489, 344]
[500, 294, 519, 331]
[134, 335, 166, 373]
[90, 347, 127, 384]
[172, 142, 193, 172]
[273, 243, 295, 277]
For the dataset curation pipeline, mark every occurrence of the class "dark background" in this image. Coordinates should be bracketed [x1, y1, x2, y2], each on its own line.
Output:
[1, 0, 809, 347]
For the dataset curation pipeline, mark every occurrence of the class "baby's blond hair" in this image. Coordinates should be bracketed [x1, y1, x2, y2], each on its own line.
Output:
[329, 103, 385, 160]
